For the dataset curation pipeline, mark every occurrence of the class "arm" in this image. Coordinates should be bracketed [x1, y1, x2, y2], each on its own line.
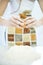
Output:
[39, 17, 43, 22]
[0, 16, 24, 27]
[24, 17, 43, 27]
[0, 0, 9, 16]
[0, 17, 9, 26]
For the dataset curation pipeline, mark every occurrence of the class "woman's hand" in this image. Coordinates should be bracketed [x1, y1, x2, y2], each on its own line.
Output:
[24, 17, 37, 27]
[0, 16, 24, 28]
[25, 17, 43, 27]
[10, 16, 37, 28]
[9, 16, 24, 28]
[0, 16, 37, 27]
[0, 16, 43, 28]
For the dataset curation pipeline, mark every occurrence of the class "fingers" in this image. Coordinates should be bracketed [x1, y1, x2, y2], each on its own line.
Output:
[24, 17, 37, 28]
[24, 16, 34, 22]
[26, 21, 37, 28]
[25, 18, 36, 26]
[9, 16, 37, 28]
[12, 16, 23, 23]
[9, 17, 24, 28]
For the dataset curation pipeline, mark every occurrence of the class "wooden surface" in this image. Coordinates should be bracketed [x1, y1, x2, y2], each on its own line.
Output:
[38, 0, 43, 12]
[0, 0, 9, 16]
